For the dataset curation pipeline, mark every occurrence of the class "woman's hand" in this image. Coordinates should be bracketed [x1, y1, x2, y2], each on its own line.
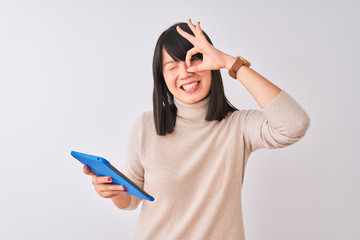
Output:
[176, 19, 235, 72]
[83, 165, 126, 199]
[178, 19, 282, 109]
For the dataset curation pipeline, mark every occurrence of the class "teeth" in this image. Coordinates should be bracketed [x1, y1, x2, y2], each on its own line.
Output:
[182, 82, 199, 90]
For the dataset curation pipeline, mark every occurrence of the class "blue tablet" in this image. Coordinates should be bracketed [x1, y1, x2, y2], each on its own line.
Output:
[71, 151, 154, 202]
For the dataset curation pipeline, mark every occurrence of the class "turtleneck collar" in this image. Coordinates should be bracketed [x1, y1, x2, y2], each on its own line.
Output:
[174, 96, 210, 122]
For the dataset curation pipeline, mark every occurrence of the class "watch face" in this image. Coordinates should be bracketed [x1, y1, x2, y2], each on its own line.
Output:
[239, 57, 251, 67]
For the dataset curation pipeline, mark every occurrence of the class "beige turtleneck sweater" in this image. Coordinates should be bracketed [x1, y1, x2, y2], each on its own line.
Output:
[120, 90, 310, 240]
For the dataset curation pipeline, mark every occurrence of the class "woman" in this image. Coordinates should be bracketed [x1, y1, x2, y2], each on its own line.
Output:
[84, 19, 310, 239]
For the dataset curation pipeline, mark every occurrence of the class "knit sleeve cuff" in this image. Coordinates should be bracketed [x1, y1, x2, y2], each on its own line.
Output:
[263, 90, 290, 113]
[121, 195, 142, 211]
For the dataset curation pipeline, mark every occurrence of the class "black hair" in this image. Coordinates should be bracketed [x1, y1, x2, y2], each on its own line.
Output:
[152, 22, 237, 136]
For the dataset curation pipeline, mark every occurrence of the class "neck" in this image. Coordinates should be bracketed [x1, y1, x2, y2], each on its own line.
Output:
[174, 96, 210, 122]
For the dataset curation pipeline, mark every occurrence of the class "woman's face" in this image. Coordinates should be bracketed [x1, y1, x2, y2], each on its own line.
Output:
[162, 48, 212, 104]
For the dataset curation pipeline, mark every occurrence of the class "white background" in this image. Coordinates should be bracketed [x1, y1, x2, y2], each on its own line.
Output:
[1, 0, 359, 239]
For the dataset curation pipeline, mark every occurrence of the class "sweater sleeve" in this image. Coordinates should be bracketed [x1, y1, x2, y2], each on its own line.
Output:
[243, 90, 310, 152]
[120, 114, 144, 210]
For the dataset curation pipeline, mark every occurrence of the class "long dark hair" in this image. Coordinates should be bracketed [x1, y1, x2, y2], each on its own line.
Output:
[152, 22, 237, 136]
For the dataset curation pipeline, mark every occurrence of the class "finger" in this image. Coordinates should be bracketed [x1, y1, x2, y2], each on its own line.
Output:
[83, 165, 96, 176]
[99, 190, 123, 199]
[186, 19, 198, 36]
[176, 25, 196, 44]
[187, 63, 207, 72]
[185, 47, 199, 68]
[187, 65, 198, 72]
[92, 175, 112, 185]
[195, 21, 207, 40]
[96, 183, 125, 192]
[188, 19, 205, 40]
[96, 176, 114, 184]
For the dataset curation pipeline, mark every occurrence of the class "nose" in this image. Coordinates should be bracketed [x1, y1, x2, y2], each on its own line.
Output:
[178, 61, 193, 80]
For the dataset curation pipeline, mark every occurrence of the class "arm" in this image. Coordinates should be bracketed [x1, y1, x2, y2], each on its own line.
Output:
[111, 192, 131, 209]
[243, 91, 310, 151]
[178, 19, 310, 149]
[223, 54, 281, 109]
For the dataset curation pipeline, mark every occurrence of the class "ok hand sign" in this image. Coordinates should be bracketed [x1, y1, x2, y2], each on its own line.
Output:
[176, 19, 234, 72]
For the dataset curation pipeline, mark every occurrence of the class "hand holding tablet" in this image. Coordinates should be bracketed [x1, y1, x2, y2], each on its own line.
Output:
[71, 151, 155, 202]
[82, 165, 129, 203]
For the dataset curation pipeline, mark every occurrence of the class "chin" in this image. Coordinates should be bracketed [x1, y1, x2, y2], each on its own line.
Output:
[179, 94, 206, 104]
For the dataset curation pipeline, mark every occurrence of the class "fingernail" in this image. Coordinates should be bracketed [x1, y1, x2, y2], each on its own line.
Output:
[177, 25, 181, 30]
[123, 189, 128, 193]
[108, 177, 112, 182]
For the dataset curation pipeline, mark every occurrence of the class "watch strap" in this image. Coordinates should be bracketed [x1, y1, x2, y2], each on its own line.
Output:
[228, 56, 251, 79]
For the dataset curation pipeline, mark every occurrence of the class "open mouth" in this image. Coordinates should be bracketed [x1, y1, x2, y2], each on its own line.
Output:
[181, 81, 200, 91]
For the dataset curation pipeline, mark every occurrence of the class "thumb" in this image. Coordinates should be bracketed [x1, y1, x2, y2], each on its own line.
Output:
[83, 165, 96, 176]
[187, 64, 206, 73]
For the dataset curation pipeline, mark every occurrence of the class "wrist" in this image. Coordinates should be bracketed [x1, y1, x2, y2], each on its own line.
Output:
[228, 55, 251, 79]
[224, 54, 236, 70]
[111, 193, 131, 209]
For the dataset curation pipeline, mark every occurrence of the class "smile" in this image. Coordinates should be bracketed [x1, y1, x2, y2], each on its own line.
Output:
[181, 81, 200, 91]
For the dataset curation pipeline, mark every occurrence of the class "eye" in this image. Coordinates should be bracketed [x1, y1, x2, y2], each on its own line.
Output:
[191, 56, 200, 62]
[190, 53, 203, 63]
[166, 65, 177, 71]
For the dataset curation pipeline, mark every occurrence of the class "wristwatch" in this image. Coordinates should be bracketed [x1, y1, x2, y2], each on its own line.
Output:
[228, 56, 251, 79]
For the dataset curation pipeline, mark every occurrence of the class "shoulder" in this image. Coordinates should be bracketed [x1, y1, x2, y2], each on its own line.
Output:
[131, 111, 156, 135]
[133, 111, 154, 126]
